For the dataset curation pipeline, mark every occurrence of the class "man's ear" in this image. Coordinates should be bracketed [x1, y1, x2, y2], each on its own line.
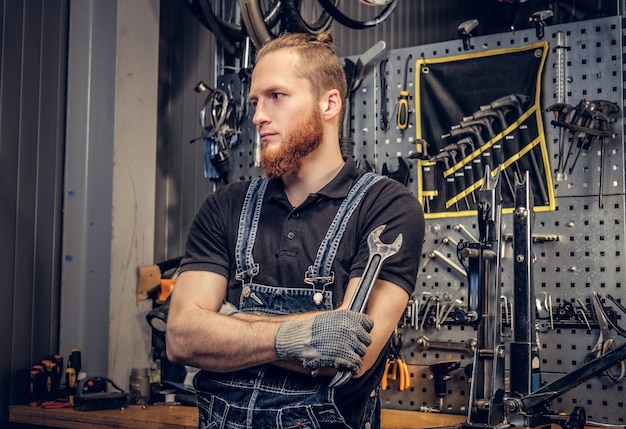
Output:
[322, 89, 342, 122]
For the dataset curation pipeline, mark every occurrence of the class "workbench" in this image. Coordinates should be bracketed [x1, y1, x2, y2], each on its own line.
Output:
[9, 404, 466, 429]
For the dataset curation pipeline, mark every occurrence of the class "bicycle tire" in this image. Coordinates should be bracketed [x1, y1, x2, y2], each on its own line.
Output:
[186, 0, 242, 56]
[280, 0, 336, 34]
[239, 0, 284, 48]
[317, 0, 398, 30]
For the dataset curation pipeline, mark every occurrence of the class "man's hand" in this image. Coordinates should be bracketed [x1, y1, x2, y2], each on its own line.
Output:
[274, 309, 374, 374]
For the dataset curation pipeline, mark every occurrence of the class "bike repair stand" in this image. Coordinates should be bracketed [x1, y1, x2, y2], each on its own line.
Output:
[457, 169, 626, 429]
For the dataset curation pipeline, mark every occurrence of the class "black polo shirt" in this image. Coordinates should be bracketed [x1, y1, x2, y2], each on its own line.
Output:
[181, 158, 424, 426]
[181, 158, 424, 309]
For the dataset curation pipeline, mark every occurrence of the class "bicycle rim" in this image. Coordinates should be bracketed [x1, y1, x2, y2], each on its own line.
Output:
[239, 0, 283, 48]
[317, 0, 398, 30]
[281, 0, 335, 34]
[187, 0, 242, 55]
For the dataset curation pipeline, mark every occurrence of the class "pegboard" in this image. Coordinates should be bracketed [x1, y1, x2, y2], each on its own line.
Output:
[210, 15, 626, 425]
[365, 16, 626, 424]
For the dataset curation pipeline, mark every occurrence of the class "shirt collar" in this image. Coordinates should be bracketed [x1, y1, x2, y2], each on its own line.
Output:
[265, 158, 361, 204]
[315, 157, 360, 199]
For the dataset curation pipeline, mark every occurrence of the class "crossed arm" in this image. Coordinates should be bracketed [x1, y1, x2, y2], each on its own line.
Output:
[166, 270, 409, 376]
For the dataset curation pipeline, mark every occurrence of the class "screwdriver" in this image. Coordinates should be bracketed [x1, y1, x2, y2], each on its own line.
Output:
[66, 349, 82, 405]
[397, 54, 413, 131]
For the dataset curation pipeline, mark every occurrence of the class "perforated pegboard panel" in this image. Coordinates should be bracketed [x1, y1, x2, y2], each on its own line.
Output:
[214, 15, 626, 425]
[363, 16, 626, 424]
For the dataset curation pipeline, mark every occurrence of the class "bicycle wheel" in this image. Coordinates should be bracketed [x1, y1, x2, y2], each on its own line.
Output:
[281, 0, 335, 34]
[239, 0, 283, 48]
[186, 0, 242, 55]
[317, 0, 398, 29]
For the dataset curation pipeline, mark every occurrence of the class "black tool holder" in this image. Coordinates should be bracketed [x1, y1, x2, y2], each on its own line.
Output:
[457, 167, 506, 426]
[457, 171, 626, 429]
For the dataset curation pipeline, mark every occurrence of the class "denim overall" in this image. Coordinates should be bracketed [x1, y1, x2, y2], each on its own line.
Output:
[194, 173, 383, 429]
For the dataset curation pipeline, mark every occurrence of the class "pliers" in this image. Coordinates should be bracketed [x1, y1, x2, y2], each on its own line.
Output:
[382, 331, 410, 391]
[584, 292, 625, 382]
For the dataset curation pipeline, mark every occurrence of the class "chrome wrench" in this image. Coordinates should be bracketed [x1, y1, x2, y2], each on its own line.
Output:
[328, 224, 403, 389]
[416, 336, 477, 354]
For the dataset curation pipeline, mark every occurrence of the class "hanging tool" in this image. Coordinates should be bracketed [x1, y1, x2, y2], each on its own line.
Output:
[485, 93, 548, 204]
[442, 126, 485, 182]
[382, 331, 410, 391]
[397, 54, 413, 131]
[430, 151, 459, 211]
[329, 224, 403, 389]
[379, 58, 390, 131]
[604, 294, 626, 337]
[545, 102, 573, 174]
[440, 144, 471, 209]
[529, 10, 553, 39]
[416, 336, 477, 354]
[381, 156, 410, 185]
[458, 19, 478, 50]
[340, 41, 387, 158]
[549, 99, 620, 207]
[584, 292, 625, 382]
[429, 360, 461, 411]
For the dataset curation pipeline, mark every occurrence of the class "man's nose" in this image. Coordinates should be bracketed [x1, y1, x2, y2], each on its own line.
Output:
[252, 102, 268, 126]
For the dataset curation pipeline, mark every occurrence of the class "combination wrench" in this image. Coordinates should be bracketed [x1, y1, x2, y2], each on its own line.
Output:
[329, 224, 403, 389]
[416, 336, 477, 354]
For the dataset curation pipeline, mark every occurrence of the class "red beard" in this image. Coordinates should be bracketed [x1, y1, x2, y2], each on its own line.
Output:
[261, 106, 324, 178]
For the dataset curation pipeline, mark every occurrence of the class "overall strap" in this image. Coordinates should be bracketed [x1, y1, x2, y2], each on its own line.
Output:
[235, 177, 269, 284]
[305, 172, 384, 286]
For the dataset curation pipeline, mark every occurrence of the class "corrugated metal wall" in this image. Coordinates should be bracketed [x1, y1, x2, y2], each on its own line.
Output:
[0, 0, 69, 426]
[155, 0, 219, 261]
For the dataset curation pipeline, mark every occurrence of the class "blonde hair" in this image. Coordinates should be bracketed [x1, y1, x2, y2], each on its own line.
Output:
[255, 32, 348, 121]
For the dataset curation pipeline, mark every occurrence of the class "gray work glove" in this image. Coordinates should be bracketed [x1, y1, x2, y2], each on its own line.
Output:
[275, 309, 374, 374]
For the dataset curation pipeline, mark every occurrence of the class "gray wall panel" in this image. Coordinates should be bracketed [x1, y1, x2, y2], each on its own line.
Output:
[1, 1, 68, 427]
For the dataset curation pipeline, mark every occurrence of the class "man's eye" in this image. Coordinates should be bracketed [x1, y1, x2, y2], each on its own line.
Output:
[272, 93, 284, 100]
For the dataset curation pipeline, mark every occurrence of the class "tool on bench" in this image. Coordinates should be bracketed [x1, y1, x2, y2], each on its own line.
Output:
[584, 292, 625, 382]
[397, 54, 412, 131]
[74, 376, 129, 411]
[29, 364, 45, 407]
[329, 224, 403, 389]
[66, 349, 82, 405]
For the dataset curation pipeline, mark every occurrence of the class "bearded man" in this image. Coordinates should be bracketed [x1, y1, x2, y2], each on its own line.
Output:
[166, 31, 425, 429]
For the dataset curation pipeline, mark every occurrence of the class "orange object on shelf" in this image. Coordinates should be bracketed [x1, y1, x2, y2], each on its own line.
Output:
[159, 279, 176, 301]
